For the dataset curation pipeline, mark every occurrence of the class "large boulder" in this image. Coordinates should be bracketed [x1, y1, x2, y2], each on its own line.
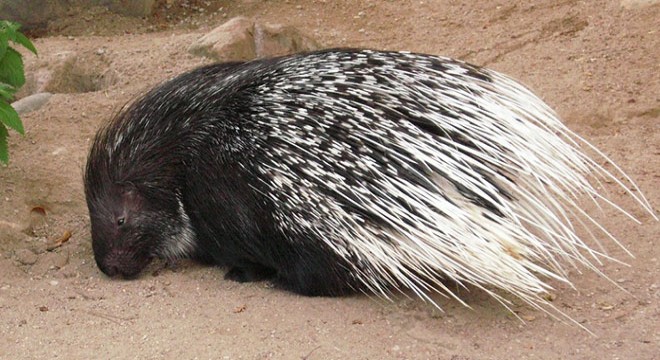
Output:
[254, 22, 321, 58]
[189, 17, 321, 62]
[188, 17, 257, 61]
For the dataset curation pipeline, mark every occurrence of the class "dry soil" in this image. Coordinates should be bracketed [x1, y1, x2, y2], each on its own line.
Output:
[1, 1, 659, 359]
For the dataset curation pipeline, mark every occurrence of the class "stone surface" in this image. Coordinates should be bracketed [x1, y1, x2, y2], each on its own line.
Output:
[254, 22, 321, 58]
[45, 51, 117, 93]
[20, 50, 118, 95]
[620, 0, 660, 8]
[30, 250, 69, 275]
[188, 17, 257, 61]
[189, 17, 321, 61]
[11, 93, 53, 115]
[14, 248, 38, 265]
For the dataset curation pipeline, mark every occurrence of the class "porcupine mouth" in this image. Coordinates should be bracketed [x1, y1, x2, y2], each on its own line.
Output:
[96, 249, 153, 279]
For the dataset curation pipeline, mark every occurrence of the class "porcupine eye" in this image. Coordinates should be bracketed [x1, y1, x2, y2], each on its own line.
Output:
[117, 218, 125, 226]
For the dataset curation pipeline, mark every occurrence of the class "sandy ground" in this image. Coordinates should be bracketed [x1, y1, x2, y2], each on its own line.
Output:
[1, 1, 659, 359]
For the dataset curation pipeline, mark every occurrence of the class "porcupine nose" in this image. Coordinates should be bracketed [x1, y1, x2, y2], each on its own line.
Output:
[96, 250, 147, 279]
[100, 262, 119, 277]
[96, 254, 120, 277]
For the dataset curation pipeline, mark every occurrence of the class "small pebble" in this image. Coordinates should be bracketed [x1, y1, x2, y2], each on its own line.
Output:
[15, 249, 38, 265]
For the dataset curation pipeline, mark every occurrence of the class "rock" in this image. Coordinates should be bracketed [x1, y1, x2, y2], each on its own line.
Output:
[621, 0, 660, 8]
[189, 17, 321, 61]
[14, 248, 38, 265]
[254, 22, 321, 58]
[188, 17, 257, 61]
[16, 68, 52, 99]
[30, 251, 69, 275]
[32, 240, 50, 255]
[11, 93, 52, 115]
[43, 52, 118, 93]
[18, 51, 75, 98]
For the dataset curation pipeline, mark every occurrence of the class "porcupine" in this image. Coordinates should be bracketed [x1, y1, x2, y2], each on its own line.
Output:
[84, 49, 655, 317]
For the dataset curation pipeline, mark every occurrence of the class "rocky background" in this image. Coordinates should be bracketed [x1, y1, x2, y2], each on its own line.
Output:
[1, 1, 659, 359]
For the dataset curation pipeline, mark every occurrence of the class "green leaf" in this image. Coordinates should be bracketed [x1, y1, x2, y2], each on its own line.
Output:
[0, 124, 8, 165]
[0, 100, 24, 134]
[14, 32, 37, 55]
[0, 32, 8, 60]
[1, 21, 20, 32]
[0, 82, 16, 100]
[0, 21, 19, 36]
[0, 21, 18, 48]
[0, 47, 25, 88]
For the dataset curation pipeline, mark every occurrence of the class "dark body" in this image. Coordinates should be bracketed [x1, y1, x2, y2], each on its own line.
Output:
[87, 48, 626, 305]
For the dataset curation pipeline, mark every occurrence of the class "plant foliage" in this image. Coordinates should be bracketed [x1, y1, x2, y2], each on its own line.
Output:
[0, 20, 37, 164]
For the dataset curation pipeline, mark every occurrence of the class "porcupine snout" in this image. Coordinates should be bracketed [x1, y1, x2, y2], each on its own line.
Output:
[92, 235, 153, 279]
[88, 199, 155, 279]
[94, 247, 150, 278]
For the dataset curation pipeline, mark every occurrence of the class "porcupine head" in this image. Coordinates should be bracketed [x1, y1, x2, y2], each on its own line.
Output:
[84, 104, 194, 278]
[83, 61, 266, 281]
